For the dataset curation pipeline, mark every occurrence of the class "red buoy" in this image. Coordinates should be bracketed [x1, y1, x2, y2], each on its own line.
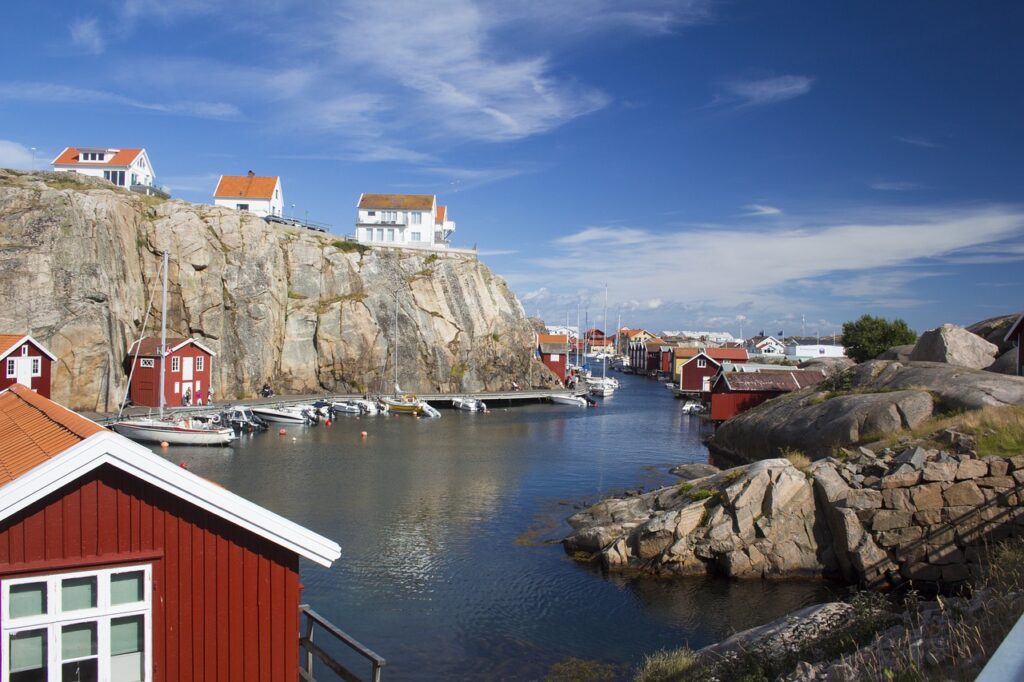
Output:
[279, 428, 287, 436]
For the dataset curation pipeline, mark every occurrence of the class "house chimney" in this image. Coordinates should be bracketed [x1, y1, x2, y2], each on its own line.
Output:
[247, 170, 255, 177]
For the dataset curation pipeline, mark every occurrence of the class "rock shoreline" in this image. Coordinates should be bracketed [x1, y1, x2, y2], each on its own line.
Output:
[565, 446, 1024, 590]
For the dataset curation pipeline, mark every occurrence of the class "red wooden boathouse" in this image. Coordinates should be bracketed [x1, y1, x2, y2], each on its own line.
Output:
[677, 348, 751, 394]
[538, 334, 570, 382]
[710, 369, 825, 421]
[0, 334, 55, 398]
[0, 385, 345, 682]
[128, 337, 214, 407]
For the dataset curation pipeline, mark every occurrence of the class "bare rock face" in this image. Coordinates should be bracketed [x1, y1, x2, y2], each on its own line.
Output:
[0, 170, 554, 410]
[987, 349, 1018, 375]
[966, 313, 1018, 354]
[909, 323, 998, 369]
[708, 360, 1024, 463]
[877, 344, 914, 362]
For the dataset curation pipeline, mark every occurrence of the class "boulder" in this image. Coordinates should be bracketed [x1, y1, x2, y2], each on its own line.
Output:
[669, 462, 720, 480]
[966, 314, 1018, 353]
[987, 349, 1018, 375]
[909, 324, 998, 369]
[878, 344, 915, 362]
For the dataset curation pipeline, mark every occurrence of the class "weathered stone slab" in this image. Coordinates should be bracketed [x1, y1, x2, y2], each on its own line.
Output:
[894, 447, 927, 469]
[882, 488, 914, 511]
[927, 544, 964, 565]
[955, 458, 989, 480]
[984, 457, 1010, 477]
[922, 461, 957, 482]
[872, 510, 913, 531]
[943, 480, 985, 507]
[911, 483, 944, 511]
[842, 489, 883, 510]
[914, 510, 942, 525]
[901, 561, 942, 581]
[882, 469, 922, 489]
[976, 476, 1015, 489]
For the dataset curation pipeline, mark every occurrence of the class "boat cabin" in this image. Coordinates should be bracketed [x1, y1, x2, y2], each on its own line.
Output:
[127, 337, 214, 407]
[0, 385, 355, 682]
[0, 334, 55, 398]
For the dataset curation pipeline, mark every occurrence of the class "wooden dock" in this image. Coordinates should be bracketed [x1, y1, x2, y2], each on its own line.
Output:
[89, 387, 590, 424]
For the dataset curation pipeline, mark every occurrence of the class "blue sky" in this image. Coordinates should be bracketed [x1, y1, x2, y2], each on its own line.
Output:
[1, 1, 1022, 338]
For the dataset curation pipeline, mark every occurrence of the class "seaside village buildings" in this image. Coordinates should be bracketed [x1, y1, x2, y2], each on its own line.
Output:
[354, 194, 456, 247]
[51, 147, 160, 196]
[212, 172, 284, 218]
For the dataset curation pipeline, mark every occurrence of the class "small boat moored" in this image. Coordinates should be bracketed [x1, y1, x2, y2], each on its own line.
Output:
[451, 397, 487, 412]
[550, 394, 589, 407]
[112, 417, 235, 446]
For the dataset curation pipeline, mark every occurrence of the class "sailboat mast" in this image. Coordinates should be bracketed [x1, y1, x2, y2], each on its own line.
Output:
[158, 250, 168, 419]
[602, 283, 608, 380]
[575, 302, 580, 367]
[394, 295, 399, 393]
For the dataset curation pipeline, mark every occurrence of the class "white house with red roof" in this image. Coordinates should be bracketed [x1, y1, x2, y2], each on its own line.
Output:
[355, 193, 456, 247]
[51, 147, 155, 190]
[213, 171, 283, 218]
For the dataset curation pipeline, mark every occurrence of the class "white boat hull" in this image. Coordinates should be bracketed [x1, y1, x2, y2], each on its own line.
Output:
[589, 385, 615, 397]
[250, 407, 308, 424]
[112, 420, 235, 446]
[551, 394, 588, 407]
[452, 397, 486, 412]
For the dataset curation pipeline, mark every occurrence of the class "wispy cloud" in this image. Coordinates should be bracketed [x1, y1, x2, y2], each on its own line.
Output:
[530, 205, 1024, 312]
[742, 204, 782, 216]
[0, 140, 38, 170]
[896, 135, 941, 149]
[720, 75, 814, 108]
[70, 18, 105, 54]
[868, 181, 925, 191]
[0, 82, 240, 119]
[477, 248, 519, 257]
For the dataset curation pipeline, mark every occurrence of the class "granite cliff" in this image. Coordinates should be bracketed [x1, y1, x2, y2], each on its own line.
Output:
[0, 170, 554, 410]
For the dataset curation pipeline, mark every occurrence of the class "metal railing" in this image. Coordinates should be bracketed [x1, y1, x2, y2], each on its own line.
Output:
[299, 605, 386, 682]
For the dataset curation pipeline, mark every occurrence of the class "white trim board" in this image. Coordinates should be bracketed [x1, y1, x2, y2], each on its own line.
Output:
[0, 431, 340, 567]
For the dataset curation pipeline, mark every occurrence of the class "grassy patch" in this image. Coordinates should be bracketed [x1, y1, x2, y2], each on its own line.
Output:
[424, 253, 439, 264]
[44, 178, 86, 190]
[138, 194, 166, 207]
[877, 405, 1024, 457]
[781, 447, 812, 472]
[634, 649, 697, 682]
[546, 657, 619, 682]
[331, 239, 370, 254]
[688, 489, 715, 501]
[677, 482, 695, 495]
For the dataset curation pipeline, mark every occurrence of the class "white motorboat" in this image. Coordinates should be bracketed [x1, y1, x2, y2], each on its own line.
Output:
[419, 402, 442, 418]
[452, 397, 487, 412]
[330, 401, 363, 415]
[681, 400, 705, 415]
[251, 406, 310, 425]
[551, 394, 588, 407]
[352, 399, 387, 415]
[220, 405, 269, 432]
[112, 417, 235, 446]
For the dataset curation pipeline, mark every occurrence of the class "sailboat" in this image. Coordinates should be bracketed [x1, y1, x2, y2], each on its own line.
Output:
[379, 295, 440, 417]
[589, 284, 615, 398]
[112, 252, 235, 446]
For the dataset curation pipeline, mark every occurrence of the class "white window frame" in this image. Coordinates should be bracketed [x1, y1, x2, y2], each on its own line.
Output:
[2, 564, 153, 682]
[171, 356, 180, 373]
[195, 356, 204, 372]
[21, 346, 28, 356]
[139, 358, 154, 369]
[30, 358, 41, 377]
[697, 358, 707, 368]
[5, 358, 14, 378]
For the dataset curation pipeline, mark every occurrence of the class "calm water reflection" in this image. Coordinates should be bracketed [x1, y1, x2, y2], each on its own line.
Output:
[157, 370, 834, 680]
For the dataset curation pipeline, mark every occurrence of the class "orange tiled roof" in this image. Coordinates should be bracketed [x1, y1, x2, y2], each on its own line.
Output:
[358, 194, 435, 210]
[52, 147, 143, 167]
[0, 385, 106, 486]
[213, 175, 279, 200]
[0, 335, 25, 357]
[436, 205, 447, 224]
[538, 334, 569, 345]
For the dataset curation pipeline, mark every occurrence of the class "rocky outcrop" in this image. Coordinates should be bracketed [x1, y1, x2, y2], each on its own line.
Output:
[878, 344, 914, 363]
[708, 360, 1024, 462]
[0, 170, 554, 410]
[565, 447, 1024, 589]
[967, 314, 1018, 354]
[909, 323, 998, 369]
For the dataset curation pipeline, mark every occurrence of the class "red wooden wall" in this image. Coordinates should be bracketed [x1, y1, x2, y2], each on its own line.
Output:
[0, 340, 53, 398]
[541, 353, 567, 381]
[0, 464, 301, 681]
[130, 344, 213, 408]
[680, 359, 720, 392]
[710, 390, 780, 421]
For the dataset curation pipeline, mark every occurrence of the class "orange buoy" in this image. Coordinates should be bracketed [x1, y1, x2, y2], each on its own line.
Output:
[360, 431, 368, 438]
[278, 428, 287, 436]
[325, 419, 332, 427]
[160, 441, 169, 448]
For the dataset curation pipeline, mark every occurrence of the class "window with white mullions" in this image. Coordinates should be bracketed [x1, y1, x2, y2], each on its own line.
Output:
[2, 565, 151, 682]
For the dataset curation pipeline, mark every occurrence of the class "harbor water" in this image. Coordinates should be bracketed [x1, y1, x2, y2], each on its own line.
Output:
[155, 370, 834, 680]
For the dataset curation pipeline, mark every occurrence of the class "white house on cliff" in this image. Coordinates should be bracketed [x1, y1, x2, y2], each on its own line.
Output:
[51, 147, 156, 190]
[355, 193, 456, 247]
[213, 172, 283, 218]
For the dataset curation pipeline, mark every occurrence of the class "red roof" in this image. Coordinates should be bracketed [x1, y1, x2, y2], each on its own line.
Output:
[436, 205, 447, 224]
[128, 337, 215, 357]
[214, 175, 279, 199]
[706, 348, 749, 361]
[0, 385, 106, 485]
[538, 334, 568, 345]
[717, 370, 824, 393]
[52, 147, 143, 167]
[358, 194, 435, 210]
[0, 334, 56, 361]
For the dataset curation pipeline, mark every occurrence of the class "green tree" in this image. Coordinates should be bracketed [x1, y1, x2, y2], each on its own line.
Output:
[841, 315, 917, 363]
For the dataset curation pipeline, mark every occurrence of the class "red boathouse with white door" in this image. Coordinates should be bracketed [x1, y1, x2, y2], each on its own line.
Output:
[0, 385, 345, 682]
[127, 337, 214, 407]
[0, 334, 55, 398]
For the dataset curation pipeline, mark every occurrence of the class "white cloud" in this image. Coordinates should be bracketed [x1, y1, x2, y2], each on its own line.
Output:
[529, 205, 1024, 311]
[722, 75, 813, 108]
[0, 82, 240, 119]
[896, 135, 942, 149]
[0, 141, 38, 170]
[868, 181, 924, 191]
[742, 204, 782, 216]
[70, 18, 105, 54]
